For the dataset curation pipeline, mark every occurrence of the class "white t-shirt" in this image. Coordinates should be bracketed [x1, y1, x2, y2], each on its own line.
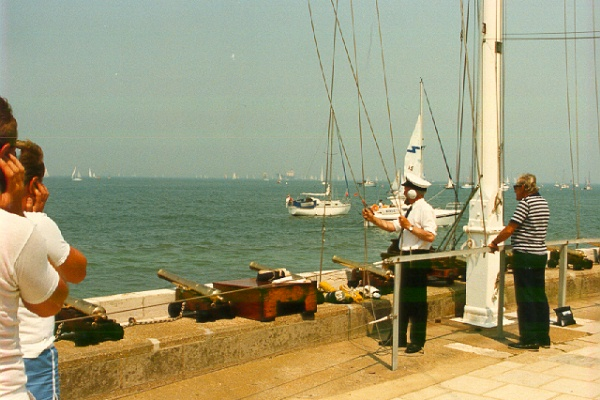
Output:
[0, 209, 59, 399]
[18, 212, 71, 358]
[392, 198, 437, 250]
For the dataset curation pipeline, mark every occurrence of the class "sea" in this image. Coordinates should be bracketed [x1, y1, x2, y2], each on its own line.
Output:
[41, 177, 599, 298]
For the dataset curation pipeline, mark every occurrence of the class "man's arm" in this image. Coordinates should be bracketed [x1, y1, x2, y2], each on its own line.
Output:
[362, 207, 397, 232]
[488, 221, 519, 253]
[55, 247, 87, 284]
[408, 225, 436, 243]
[22, 278, 69, 317]
[16, 226, 69, 317]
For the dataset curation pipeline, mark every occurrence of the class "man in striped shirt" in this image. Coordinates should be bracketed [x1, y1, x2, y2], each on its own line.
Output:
[489, 173, 550, 350]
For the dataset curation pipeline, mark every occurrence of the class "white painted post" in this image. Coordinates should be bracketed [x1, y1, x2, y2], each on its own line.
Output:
[461, 0, 506, 328]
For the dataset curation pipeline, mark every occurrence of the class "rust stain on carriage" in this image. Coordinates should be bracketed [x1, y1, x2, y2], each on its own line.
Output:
[213, 278, 318, 322]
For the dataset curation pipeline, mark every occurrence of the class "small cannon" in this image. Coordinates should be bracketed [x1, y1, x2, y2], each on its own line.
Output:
[55, 296, 124, 346]
[158, 269, 235, 322]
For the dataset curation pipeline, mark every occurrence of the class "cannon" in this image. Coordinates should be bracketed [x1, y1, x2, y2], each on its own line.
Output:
[157, 269, 235, 322]
[55, 296, 124, 346]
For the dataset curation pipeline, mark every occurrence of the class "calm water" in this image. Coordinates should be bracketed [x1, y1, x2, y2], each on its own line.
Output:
[42, 177, 599, 298]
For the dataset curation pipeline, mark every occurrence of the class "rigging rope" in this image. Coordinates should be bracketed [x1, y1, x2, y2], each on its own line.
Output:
[317, 0, 341, 278]
[594, 1, 600, 157]
[325, 0, 395, 191]
[307, 0, 364, 208]
[375, 0, 398, 178]
[422, 82, 456, 197]
[563, 0, 582, 239]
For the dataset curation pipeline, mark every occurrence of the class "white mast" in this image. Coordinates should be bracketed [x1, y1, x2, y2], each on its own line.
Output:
[461, 0, 505, 327]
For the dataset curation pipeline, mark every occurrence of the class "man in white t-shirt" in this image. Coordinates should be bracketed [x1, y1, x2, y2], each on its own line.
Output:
[0, 97, 69, 399]
[362, 173, 437, 354]
[17, 139, 87, 399]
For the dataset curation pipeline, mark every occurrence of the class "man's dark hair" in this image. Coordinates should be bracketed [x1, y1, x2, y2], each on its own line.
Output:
[0, 97, 18, 191]
[0, 97, 17, 146]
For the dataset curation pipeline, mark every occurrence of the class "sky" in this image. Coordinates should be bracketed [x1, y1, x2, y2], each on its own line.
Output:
[1, 0, 599, 184]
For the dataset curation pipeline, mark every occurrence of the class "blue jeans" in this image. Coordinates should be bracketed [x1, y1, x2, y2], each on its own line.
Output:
[24, 345, 60, 400]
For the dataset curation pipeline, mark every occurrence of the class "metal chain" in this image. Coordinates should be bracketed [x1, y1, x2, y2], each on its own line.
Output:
[55, 322, 63, 340]
[125, 301, 187, 328]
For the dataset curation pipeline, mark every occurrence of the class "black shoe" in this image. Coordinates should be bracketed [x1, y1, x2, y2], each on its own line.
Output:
[405, 343, 423, 354]
[508, 342, 539, 350]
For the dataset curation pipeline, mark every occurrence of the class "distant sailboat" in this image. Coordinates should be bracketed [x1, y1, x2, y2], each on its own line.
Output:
[72, 167, 82, 182]
[88, 168, 100, 179]
[445, 178, 455, 189]
[583, 174, 592, 190]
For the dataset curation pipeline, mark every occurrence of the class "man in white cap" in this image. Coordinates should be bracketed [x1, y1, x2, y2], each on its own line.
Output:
[362, 172, 437, 354]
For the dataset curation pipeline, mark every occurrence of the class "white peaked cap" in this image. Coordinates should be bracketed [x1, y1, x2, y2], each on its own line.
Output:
[402, 172, 431, 190]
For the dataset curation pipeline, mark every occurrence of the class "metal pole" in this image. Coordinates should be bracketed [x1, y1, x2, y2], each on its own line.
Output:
[558, 244, 568, 307]
[391, 261, 401, 371]
[496, 249, 506, 338]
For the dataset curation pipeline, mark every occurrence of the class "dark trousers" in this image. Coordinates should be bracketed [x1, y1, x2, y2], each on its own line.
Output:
[513, 251, 550, 345]
[397, 253, 430, 347]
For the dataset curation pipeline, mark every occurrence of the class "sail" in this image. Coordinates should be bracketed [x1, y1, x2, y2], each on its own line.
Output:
[72, 166, 82, 181]
[403, 113, 424, 180]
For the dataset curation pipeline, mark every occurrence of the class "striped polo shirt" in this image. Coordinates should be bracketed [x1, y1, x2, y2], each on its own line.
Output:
[510, 193, 550, 255]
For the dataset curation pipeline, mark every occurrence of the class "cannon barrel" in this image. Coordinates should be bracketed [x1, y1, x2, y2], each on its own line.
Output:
[249, 261, 306, 281]
[64, 296, 107, 318]
[249, 261, 285, 272]
[157, 269, 223, 298]
[332, 255, 392, 278]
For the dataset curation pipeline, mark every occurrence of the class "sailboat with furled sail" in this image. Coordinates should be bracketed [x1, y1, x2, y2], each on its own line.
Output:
[370, 80, 460, 227]
[286, 125, 350, 216]
[286, 183, 350, 216]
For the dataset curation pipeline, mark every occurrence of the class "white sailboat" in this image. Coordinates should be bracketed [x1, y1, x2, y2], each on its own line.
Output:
[71, 167, 82, 182]
[286, 125, 350, 216]
[286, 184, 351, 216]
[359, 178, 377, 187]
[370, 81, 460, 227]
[583, 174, 592, 190]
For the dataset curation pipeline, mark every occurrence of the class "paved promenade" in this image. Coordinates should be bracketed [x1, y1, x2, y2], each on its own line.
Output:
[116, 294, 600, 400]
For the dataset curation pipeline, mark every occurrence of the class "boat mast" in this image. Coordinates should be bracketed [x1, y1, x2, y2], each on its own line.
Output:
[462, 0, 505, 327]
[420, 78, 424, 179]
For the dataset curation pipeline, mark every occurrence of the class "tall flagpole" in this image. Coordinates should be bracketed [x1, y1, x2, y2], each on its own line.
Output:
[461, 0, 505, 327]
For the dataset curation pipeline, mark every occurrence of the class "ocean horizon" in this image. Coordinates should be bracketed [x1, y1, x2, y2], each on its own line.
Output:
[41, 176, 599, 298]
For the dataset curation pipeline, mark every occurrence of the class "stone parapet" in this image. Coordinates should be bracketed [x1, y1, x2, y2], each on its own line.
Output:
[55, 267, 599, 399]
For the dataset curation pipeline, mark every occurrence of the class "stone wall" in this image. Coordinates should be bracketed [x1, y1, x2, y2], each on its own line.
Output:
[56, 267, 599, 399]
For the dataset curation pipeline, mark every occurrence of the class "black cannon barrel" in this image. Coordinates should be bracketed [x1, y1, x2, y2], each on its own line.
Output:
[157, 269, 223, 297]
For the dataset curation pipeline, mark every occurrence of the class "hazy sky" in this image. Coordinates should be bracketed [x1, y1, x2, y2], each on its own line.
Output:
[1, 1, 599, 184]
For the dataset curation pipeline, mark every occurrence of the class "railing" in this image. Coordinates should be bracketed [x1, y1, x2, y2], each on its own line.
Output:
[333, 237, 600, 371]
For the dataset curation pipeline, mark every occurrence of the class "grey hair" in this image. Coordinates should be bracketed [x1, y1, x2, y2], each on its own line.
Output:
[517, 173, 539, 193]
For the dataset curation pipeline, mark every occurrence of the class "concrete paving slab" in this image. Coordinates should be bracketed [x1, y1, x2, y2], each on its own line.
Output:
[484, 383, 557, 400]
